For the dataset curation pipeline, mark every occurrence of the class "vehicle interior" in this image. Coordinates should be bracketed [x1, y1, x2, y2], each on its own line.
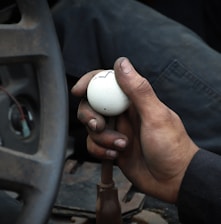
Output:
[0, 0, 181, 223]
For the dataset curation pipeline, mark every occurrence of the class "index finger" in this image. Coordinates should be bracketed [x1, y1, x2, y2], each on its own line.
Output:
[71, 70, 102, 97]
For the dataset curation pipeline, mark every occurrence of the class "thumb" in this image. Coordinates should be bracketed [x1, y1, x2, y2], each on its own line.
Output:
[114, 57, 161, 118]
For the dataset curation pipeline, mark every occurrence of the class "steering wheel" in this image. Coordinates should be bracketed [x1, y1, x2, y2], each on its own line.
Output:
[0, 0, 68, 223]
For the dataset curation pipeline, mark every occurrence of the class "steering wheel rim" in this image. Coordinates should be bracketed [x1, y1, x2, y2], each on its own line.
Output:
[0, 0, 68, 223]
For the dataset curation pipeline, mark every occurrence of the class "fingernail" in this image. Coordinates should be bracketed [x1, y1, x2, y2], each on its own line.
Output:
[120, 58, 132, 74]
[106, 149, 118, 159]
[114, 139, 127, 148]
[88, 119, 97, 131]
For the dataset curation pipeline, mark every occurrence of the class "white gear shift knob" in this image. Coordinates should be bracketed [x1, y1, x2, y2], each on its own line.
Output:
[87, 70, 130, 116]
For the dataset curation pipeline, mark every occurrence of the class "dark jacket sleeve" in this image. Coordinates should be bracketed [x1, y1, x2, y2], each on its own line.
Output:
[177, 149, 221, 224]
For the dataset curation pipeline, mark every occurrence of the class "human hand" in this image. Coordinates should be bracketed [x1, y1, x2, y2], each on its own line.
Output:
[72, 57, 199, 203]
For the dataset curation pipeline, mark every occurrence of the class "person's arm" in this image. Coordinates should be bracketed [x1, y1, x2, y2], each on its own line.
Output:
[72, 57, 199, 203]
[72, 58, 221, 221]
[178, 149, 221, 224]
[72, 57, 221, 223]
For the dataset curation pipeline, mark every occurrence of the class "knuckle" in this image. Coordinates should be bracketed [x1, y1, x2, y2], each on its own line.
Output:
[132, 76, 154, 97]
[137, 78, 153, 94]
[77, 109, 86, 123]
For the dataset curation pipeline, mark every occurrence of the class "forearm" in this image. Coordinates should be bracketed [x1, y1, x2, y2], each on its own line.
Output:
[178, 149, 221, 224]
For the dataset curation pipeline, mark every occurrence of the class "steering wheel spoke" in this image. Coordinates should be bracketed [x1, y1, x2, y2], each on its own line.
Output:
[0, 0, 57, 62]
[0, 25, 47, 62]
[0, 146, 51, 192]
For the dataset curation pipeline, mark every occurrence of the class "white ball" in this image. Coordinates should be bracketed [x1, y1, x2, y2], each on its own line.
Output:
[87, 70, 130, 116]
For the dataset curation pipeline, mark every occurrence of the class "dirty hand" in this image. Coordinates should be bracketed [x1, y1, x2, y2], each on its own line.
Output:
[72, 57, 199, 203]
